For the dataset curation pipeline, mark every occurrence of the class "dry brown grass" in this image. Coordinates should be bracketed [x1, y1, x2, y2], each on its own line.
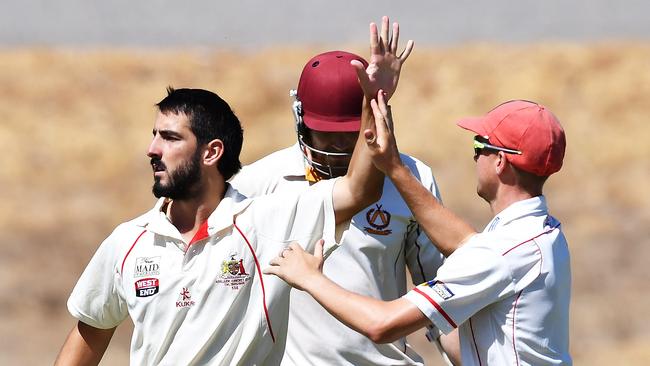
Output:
[1, 45, 648, 365]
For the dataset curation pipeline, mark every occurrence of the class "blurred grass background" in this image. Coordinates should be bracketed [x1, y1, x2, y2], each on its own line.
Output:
[1, 44, 649, 365]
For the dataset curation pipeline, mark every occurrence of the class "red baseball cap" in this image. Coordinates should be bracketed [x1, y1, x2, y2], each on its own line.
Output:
[457, 100, 566, 177]
[297, 51, 369, 132]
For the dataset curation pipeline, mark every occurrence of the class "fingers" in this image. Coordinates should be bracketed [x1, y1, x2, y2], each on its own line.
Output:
[368, 94, 390, 148]
[399, 40, 415, 62]
[390, 22, 399, 54]
[373, 91, 392, 143]
[288, 241, 303, 251]
[279, 246, 292, 258]
[369, 22, 379, 55]
[268, 255, 283, 267]
[262, 266, 278, 276]
[385, 105, 394, 132]
[376, 90, 390, 121]
[380, 16, 390, 53]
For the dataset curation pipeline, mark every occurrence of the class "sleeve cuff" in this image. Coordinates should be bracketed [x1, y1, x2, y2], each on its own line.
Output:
[404, 287, 457, 334]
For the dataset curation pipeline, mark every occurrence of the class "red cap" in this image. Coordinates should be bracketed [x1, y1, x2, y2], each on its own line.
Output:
[297, 51, 368, 132]
[457, 100, 566, 177]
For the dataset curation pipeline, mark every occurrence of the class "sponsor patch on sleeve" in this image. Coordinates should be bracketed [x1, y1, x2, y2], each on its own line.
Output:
[425, 280, 455, 300]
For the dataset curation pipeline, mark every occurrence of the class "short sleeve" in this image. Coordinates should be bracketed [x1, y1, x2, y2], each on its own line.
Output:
[67, 228, 130, 329]
[404, 237, 514, 334]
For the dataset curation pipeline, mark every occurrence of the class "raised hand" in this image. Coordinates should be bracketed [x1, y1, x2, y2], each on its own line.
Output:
[351, 16, 414, 101]
[364, 90, 402, 174]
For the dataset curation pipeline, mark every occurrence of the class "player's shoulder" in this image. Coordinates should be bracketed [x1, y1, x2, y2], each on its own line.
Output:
[235, 146, 300, 181]
[396, 153, 439, 199]
[399, 153, 434, 179]
[107, 209, 155, 245]
[246, 145, 298, 169]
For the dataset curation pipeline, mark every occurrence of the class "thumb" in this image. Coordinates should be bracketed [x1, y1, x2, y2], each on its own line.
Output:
[314, 239, 325, 272]
[314, 239, 324, 261]
[351, 60, 372, 97]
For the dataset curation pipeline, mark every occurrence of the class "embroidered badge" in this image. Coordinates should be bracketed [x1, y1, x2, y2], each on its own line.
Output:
[215, 253, 252, 290]
[135, 278, 159, 298]
[364, 204, 392, 235]
[426, 280, 455, 300]
[176, 287, 196, 308]
[134, 256, 161, 278]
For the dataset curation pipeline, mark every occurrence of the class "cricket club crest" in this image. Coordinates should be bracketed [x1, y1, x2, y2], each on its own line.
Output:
[364, 204, 392, 235]
[216, 252, 252, 290]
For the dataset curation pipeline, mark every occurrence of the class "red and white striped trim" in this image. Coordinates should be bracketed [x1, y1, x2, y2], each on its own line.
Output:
[413, 287, 457, 328]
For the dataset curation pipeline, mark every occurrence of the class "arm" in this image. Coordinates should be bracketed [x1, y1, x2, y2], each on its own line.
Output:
[264, 240, 430, 343]
[439, 330, 462, 366]
[366, 90, 476, 256]
[54, 321, 115, 366]
[333, 16, 414, 223]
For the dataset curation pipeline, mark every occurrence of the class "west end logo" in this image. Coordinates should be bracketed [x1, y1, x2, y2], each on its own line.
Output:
[134, 256, 161, 278]
[135, 278, 159, 298]
[216, 253, 251, 290]
[176, 287, 195, 308]
[364, 204, 392, 235]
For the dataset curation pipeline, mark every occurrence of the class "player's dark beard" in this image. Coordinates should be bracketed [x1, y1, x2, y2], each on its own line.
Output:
[151, 149, 202, 200]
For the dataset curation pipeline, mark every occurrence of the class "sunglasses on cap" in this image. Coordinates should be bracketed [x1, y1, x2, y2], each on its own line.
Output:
[473, 136, 522, 158]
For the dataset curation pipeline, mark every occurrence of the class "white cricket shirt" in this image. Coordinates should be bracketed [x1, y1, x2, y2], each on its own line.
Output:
[67, 179, 343, 366]
[231, 144, 445, 366]
[405, 196, 572, 365]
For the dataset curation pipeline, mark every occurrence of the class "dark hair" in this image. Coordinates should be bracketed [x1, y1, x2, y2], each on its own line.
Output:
[156, 87, 243, 180]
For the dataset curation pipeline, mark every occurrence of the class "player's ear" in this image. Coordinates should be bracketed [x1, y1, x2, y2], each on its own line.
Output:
[495, 151, 508, 175]
[203, 139, 224, 167]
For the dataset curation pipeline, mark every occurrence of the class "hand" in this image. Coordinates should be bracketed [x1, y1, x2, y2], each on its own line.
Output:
[263, 240, 325, 291]
[351, 16, 414, 101]
[365, 90, 402, 174]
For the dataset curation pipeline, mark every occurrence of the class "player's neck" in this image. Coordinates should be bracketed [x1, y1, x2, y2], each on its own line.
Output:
[489, 186, 536, 216]
[167, 177, 226, 242]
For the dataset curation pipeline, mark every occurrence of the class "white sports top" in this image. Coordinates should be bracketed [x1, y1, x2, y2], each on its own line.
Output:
[68, 180, 343, 365]
[231, 144, 445, 365]
[405, 196, 572, 365]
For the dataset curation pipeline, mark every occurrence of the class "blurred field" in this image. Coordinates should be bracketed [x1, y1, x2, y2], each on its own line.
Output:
[1, 44, 649, 365]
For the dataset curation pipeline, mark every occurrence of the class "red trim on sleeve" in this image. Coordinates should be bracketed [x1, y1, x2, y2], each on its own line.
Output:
[413, 287, 457, 328]
[233, 218, 276, 344]
[120, 229, 147, 275]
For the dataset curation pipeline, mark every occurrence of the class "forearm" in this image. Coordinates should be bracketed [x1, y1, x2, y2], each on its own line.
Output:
[55, 321, 115, 366]
[388, 164, 476, 256]
[334, 99, 384, 223]
[439, 329, 462, 366]
[303, 271, 428, 343]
